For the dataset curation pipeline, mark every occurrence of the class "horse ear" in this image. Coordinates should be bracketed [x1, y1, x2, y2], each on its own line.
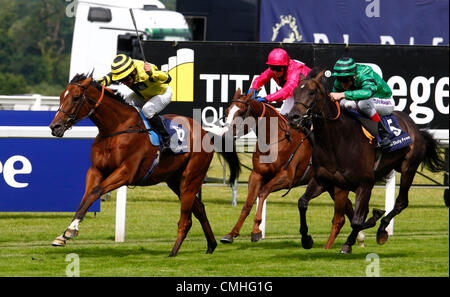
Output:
[315, 69, 334, 91]
[234, 88, 242, 98]
[314, 70, 325, 81]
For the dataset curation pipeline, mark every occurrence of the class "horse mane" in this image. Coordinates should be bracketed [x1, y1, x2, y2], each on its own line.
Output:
[306, 67, 322, 80]
[305, 67, 334, 93]
[70, 73, 134, 107]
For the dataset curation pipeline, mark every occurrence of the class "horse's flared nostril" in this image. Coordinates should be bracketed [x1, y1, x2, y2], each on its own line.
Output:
[50, 123, 64, 137]
[288, 113, 300, 124]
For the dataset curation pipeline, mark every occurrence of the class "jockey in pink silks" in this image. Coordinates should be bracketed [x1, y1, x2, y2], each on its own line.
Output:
[249, 48, 311, 115]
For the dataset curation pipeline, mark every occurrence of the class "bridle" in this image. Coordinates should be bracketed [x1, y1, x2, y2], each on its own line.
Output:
[58, 81, 105, 129]
[294, 82, 340, 126]
[227, 97, 292, 144]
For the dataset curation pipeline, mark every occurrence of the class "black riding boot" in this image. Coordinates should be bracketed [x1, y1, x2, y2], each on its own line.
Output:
[377, 121, 392, 149]
[148, 116, 171, 153]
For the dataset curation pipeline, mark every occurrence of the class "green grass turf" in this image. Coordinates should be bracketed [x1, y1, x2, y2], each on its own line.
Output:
[0, 154, 448, 277]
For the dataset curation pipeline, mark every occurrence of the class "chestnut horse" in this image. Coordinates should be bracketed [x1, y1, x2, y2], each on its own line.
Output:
[49, 74, 240, 257]
[288, 69, 446, 254]
[220, 89, 361, 249]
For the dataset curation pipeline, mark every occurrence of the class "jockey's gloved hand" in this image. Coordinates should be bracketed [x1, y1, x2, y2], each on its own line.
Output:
[248, 88, 258, 99]
[256, 97, 268, 103]
[97, 75, 110, 86]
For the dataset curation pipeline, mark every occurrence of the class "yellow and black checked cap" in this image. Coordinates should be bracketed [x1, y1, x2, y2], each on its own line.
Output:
[111, 54, 136, 81]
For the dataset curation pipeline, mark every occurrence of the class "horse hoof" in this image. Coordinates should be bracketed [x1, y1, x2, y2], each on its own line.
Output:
[340, 244, 352, 254]
[206, 246, 216, 254]
[52, 236, 66, 247]
[220, 234, 234, 244]
[63, 229, 78, 239]
[251, 232, 262, 242]
[377, 229, 389, 245]
[206, 241, 217, 254]
[301, 235, 314, 249]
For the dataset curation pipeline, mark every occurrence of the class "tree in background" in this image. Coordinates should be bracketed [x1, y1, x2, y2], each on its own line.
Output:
[160, 0, 176, 10]
[0, 0, 178, 95]
[0, 0, 74, 95]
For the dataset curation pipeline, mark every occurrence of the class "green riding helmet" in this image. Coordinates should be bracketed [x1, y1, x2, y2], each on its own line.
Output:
[332, 57, 357, 77]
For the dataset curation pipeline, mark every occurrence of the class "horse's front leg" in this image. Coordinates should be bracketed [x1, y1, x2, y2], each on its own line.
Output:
[324, 187, 349, 249]
[298, 177, 325, 249]
[251, 171, 290, 242]
[340, 184, 384, 254]
[52, 167, 103, 246]
[52, 164, 133, 247]
[221, 171, 263, 244]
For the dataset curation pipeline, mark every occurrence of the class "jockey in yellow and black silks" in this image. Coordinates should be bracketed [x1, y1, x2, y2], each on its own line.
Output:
[98, 54, 172, 152]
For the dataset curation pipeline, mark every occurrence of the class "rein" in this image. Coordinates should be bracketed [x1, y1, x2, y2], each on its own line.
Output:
[296, 96, 341, 122]
[60, 80, 153, 139]
[330, 101, 341, 120]
[58, 82, 106, 128]
[230, 99, 291, 144]
[283, 127, 313, 170]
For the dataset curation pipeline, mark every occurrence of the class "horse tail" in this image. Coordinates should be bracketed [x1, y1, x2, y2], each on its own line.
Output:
[420, 129, 447, 173]
[218, 150, 241, 187]
[212, 134, 241, 187]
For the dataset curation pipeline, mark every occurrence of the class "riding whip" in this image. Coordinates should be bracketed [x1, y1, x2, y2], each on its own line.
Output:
[129, 8, 147, 62]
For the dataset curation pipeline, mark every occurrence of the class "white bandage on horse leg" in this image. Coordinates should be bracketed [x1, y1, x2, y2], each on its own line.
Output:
[68, 219, 80, 231]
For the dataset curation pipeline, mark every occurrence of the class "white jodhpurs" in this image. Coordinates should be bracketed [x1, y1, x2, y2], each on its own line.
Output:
[339, 96, 395, 118]
[125, 86, 173, 118]
[279, 95, 295, 116]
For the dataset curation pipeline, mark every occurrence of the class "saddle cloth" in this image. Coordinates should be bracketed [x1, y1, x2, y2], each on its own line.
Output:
[346, 110, 412, 153]
[135, 107, 189, 154]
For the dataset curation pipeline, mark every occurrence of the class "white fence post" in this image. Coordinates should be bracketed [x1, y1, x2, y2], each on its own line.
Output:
[232, 178, 238, 206]
[385, 170, 396, 235]
[115, 186, 127, 242]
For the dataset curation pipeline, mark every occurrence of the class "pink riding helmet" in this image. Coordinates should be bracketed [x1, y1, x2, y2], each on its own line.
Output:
[266, 48, 290, 66]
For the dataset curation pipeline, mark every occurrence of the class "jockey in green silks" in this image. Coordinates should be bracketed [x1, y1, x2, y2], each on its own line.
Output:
[329, 57, 394, 149]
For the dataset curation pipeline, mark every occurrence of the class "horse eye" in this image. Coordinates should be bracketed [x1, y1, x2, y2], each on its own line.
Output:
[309, 90, 315, 96]
[72, 96, 80, 102]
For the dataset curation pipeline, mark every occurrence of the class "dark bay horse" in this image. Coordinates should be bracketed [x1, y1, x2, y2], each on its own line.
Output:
[220, 89, 360, 248]
[288, 69, 446, 254]
[49, 74, 240, 257]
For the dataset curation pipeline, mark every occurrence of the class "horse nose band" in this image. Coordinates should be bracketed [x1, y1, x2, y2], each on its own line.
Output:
[58, 82, 106, 128]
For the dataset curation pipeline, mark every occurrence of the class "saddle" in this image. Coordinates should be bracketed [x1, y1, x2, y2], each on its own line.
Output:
[134, 108, 189, 185]
[135, 107, 189, 154]
[346, 110, 412, 153]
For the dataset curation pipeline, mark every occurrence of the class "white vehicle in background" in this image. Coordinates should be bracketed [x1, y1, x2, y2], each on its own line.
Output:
[69, 0, 191, 85]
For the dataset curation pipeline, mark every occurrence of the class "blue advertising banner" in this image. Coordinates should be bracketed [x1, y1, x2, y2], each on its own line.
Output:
[0, 111, 98, 212]
[259, 0, 449, 45]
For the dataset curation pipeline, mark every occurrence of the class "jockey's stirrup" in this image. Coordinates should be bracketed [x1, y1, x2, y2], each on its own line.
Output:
[148, 116, 171, 153]
[377, 121, 392, 149]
